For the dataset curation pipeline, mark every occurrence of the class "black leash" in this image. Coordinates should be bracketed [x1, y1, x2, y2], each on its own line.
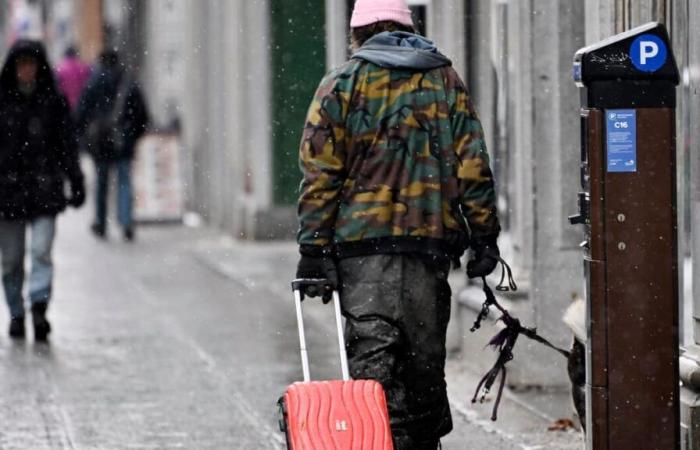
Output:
[470, 257, 570, 421]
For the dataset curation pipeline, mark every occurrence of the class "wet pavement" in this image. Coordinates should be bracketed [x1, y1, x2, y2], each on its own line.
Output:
[0, 206, 583, 449]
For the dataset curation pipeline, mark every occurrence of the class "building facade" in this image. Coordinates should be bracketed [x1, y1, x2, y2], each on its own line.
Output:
[2, 0, 700, 443]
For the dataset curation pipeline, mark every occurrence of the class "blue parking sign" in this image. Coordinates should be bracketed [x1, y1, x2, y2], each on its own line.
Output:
[630, 34, 667, 72]
[606, 110, 637, 173]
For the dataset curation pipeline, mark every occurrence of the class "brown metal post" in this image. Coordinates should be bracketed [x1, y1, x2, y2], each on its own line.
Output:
[572, 23, 681, 450]
[585, 108, 610, 448]
[584, 108, 679, 449]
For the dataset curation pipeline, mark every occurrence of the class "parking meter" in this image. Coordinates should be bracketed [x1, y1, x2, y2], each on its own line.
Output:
[572, 22, 680, 450]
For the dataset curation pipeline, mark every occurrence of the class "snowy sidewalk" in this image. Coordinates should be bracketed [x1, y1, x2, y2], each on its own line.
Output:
[192, 234, 584, 449]
[0, 205, 582, 449]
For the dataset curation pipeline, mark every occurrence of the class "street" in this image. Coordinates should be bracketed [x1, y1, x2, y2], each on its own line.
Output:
[0, 206, 582, 449]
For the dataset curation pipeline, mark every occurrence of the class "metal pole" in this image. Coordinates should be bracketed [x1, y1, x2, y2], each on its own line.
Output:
[333, 291, 350, 381]
[294, 289, 311, 382]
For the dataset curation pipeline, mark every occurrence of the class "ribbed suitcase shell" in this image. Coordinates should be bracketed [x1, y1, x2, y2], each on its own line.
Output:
[282, 379, 393, 450]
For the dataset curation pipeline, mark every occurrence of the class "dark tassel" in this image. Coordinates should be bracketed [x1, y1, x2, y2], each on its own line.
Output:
[469, 259, 570, 421]
[487, 326, 512, 349]
[491, 366, 507, 421]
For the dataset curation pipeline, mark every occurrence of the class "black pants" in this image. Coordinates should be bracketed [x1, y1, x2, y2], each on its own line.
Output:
[338, 254, 452, 449]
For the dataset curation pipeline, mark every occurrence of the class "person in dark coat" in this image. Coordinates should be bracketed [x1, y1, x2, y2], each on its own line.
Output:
[77, 50, 149, 241]
[0, 39, 85, 340]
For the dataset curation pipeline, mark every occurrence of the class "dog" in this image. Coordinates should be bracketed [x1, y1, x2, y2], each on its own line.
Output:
[563, 295, 586, 431]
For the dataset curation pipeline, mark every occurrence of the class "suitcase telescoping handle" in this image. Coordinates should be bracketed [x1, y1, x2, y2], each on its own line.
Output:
[291, 279, 350, 382]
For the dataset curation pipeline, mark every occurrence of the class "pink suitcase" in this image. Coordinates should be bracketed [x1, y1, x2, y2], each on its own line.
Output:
[278, 280, 394, 450]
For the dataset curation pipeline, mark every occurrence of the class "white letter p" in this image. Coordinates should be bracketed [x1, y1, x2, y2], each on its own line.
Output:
[640, 41, 659, 65]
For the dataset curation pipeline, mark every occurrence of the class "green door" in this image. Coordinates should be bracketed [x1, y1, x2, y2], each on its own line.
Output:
[270, 0, 327, 205]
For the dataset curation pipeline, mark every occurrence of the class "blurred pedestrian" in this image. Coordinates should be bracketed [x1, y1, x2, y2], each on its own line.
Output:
[55, 45, 92, 114]
[295, 0, 502, 448]
[0, 39, 85, 341]
[77, 50, 149, 241]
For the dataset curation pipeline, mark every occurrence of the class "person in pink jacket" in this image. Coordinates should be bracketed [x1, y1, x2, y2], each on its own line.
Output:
[55, 46, 91, 113]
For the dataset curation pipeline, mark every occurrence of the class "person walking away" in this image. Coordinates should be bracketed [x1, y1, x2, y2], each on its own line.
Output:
[77, 50, 149, 241]
[294, 0, 502, 448]
[0, 40, 85, 341]
[55, 45, 91, 114]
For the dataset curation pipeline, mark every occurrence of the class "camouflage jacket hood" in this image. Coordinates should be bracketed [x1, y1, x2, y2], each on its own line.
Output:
[297, 51, 499, 260]
[352, 31, 452, 70]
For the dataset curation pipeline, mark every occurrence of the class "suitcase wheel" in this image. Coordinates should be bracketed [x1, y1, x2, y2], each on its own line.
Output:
[277, 397, 287, 433]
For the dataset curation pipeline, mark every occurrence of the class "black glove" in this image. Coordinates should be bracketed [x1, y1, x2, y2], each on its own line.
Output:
[467, 235, 500, 278]
[295, 253, 338, 303]
[68, 178, 86, 208]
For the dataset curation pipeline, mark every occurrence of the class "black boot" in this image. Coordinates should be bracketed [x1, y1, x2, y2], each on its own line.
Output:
[91, 223, 106, 239]
[31, 303, 51, 341]
[8, 317, 25, 339]
[123, 227, 134, 242]
[417, 440, 441, 450]
[393, 433, 441, 450]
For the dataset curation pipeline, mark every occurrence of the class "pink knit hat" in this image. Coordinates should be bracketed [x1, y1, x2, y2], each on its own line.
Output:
[350, 0, 414, 28]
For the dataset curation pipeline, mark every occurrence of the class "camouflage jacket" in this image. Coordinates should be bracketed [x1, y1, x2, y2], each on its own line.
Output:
[297, 35, 499, 260]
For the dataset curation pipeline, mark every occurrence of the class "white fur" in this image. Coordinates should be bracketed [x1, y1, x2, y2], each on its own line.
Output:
[563, 296, 586, 343]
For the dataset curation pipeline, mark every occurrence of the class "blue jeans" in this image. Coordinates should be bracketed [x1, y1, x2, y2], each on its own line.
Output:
[95, 158, 133, 230]
[0, 216, 56, 319]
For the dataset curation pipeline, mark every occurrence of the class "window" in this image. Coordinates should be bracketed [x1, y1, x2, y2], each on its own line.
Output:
[409, 5, 427, 35]
[407, 0, 429, 35]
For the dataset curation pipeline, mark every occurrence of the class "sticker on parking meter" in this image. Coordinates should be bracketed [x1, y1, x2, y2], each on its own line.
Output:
[606, 110, 637, 173]
[630, 34, 667, 72]
[573, 62, 582, 83]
